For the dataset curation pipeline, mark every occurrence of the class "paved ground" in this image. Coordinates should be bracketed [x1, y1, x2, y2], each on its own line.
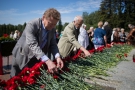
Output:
[105, 49, 135, 90]
[0, 49, 135, 90]
[87, 49, 135, 90]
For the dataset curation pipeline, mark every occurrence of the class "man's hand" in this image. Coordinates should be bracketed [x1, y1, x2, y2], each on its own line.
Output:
[84, 50, 91, 57]
[56, 57, 64, 69]
[45, 59, 57, 73]
[80, 46, 91, 57]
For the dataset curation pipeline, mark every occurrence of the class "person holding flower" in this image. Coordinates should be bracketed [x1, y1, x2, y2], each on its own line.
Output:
[58, 16, 91, 58]
[10, 8, 64, 77]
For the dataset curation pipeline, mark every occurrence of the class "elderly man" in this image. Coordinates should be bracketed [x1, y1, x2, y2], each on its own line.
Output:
[103, 21, 112, 44]
[10, 8, 64, 77]
[58, 16, 91, 58]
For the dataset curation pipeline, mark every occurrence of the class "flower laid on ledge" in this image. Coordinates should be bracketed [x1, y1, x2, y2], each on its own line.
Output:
[0, 43, 133, 90]
[0, 34, 14, 42]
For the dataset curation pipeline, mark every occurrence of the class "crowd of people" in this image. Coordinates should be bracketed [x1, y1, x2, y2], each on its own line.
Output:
[9, 30, 21, 40]
[57, 20, 134, 51]
[56, 21, 134, 51]
[9, 8, 135, 78]
[76, 21, 134, 50]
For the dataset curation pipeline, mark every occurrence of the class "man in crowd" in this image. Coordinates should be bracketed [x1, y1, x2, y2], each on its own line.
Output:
[58, 16, 91, 58]
[103, 21, 112, 44]
[10, 8, 64, 77]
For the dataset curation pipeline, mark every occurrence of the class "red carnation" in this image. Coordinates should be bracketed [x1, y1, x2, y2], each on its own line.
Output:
[22, 76, 29, 85]
[63, 67, 70, 72]
[0, 79, 6, 87]
[19, 67, 31, 76]
[30, 70, 41, 78]
[106, 44, 111, 48]
[53, 75, 58, 79]
[8, 84, 18, 90]
[3, 34, 8, 38]
[89, 48, 95, 54]
[40, 84, 45, 88]
[124, 53, 128, 57]
[97, 46, 104, 52]
[27, 77, 36, 85]
[32, 61, 47, 71]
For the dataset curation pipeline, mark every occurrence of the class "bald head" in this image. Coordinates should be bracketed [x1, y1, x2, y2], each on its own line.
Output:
[73, 16, 83, 29]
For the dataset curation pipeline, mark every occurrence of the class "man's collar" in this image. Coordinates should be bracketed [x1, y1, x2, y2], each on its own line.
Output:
[42, 21, 46, 30]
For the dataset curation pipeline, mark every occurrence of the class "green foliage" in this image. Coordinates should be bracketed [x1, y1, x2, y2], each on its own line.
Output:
[0, 33, 15, 42]
[18, 44, 133, 90]
[57, 19, 63, 33]
[0, 36, 14, 42]
[0, 23, 26, 37]
[83, 11, 101, 29]
[63, 22, 69, 31]
[69, 44, 133, 78]
[83, 0, 135, 31]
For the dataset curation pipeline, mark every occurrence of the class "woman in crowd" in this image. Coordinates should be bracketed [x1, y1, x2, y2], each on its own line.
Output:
[13, 30, 19, 40]
[119, 28, 127, 43]
[9, 32, 14, 38]
[78, 24, 89, 49]
[92, 21, 107, 49]
[112, 30, 120, 43]
[87, 26, 95, 50]
[127, 27, 135, 45]
[111, 28, 117, 42]
[87, 26, 94, 40]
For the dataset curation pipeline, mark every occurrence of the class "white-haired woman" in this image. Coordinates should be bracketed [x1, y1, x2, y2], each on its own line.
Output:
[13, 30, 19, 40]
[120, 28, 126, 43]
[78, 24, 89, 49]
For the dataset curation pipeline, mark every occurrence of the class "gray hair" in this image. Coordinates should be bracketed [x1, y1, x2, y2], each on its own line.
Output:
[113, 28, 117, 31]
[74, 16, 83, 22]
[104, 21, 108, 26]
[121, 28, 125, 31]
[82, 24, 86, 27]
[90, 26, 94, 30]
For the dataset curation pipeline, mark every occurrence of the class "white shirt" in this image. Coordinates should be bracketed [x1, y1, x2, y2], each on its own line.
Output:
[78, 27, 89, 49]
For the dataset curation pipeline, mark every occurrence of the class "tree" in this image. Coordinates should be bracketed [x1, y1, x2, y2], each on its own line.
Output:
[98, 0, 135, 31]
[83, 11, 101, 29]
[57, 19, 63, 33]
[22, 22, 27, 31]
[63, 22, 69, 31]
[82, 12, 89, 24]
